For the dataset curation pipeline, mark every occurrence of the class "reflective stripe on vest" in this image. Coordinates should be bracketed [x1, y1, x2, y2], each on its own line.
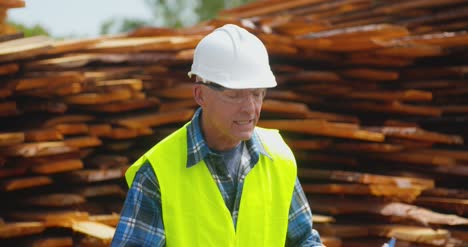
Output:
[125, 124, 297, 247]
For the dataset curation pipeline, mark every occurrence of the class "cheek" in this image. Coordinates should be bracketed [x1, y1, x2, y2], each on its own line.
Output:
[255, 103, 263, 116]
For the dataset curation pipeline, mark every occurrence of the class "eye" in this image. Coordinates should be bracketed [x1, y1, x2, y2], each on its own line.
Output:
[223, 90, 239, 98]
[252, 90, 265, 97]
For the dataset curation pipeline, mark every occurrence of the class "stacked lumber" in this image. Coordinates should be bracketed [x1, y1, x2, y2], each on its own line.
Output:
[0, 0, 25, 35]
[220, 0, 468, 246]
[0, 34, 201, 246]
[0, 0, 467, 246]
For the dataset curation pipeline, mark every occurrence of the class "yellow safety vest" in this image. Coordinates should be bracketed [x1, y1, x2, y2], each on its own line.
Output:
[125, 124, 297, 246]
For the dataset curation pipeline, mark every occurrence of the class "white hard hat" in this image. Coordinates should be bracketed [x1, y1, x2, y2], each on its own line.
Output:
[188, 24, 276, 89]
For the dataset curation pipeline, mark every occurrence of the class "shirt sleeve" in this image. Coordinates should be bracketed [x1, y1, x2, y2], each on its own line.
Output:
[111, 162, 166, 247]
[286, 178, 323, 247]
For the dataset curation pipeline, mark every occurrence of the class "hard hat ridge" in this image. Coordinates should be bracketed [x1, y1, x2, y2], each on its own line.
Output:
[188, 24, 277, 89]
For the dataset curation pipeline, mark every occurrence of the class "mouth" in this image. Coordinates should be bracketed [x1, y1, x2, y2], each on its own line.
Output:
[235, 120, 253, 125]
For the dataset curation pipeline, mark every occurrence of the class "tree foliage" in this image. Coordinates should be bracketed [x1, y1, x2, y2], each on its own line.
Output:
[8, 21, 50, 37]
[100, 0, 255, 34]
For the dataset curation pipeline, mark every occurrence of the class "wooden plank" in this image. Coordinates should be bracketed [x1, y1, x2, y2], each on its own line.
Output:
[88, 214, 120, 227]
[306, 111, 359, 123]
[375, 44, 445, 57]
[63, 166, 128, 183]
[299, 168, 434, 189]
[86, 155, 129, 169]
[12, 72, 85, 91]
[43, 115, 95, 127]
[344, 53, 414, 67]
[101, 127, 153, 140]
[312, 214, 335, 223]
[314, 224, 369, 238]
[341, 101, 442, 117]
[76, 184, 126, 198]
[302, 24, 409, 40]
[78, 97, 160, 113]
[262, 99, 309, 118]
[280, 70, 344, 84]
[315, 224, 450, 245]
[92, 78, 143, 91]
[20, 101, 68, 114]
[0, 132, 24, 146]
[114, 109, 194, 128]
[0, 63, 18, 75]
[415, 197, 468, 215]
[55, 123, 89, 135]
[399, 31, 468, 48]
[321, 237, 342, 247]
[0, 101, 17, 116]
[340, 68, 399, 81]
[2, 142, 76, 157]
[9, 151, 82, 167]
[47, 38, 100, 55]
[72, 221, 115, 242]
[0, 0, 25, 8]
[158, 99, 197, 112]
[371, 225, 450, 245]
[295, 37, 389, 52]
[0, 88, 12, 98]
[310, 197, 468, 225]
[302, 184, 424, 201]
[21, 237, 73, 247]
[1, 176, 53, 191]
[63, 136, 102, 149]
[422, 188, 468, 199]
[22, 193, 86, 207]
[258, 119, 385, 142]
[347, 89, 432, 102]
[154, 83, 193, 99]
[0, 166, 27, 178]
[285, 139, 332, 150]
[368, 151, 457, 167]
[7, 210, 89, 227]
[368, 126, 463, 145]
[441, 105, 468, 114]
[400, 66, 468, 80]
[64, 88, 134, 105]
[31, 159, 84, 174]
[0, 222, 45, 239]
[0, 36, 53, 62]
[88, 124, 112, 137]
[332, 142, 404, 153]
[24, 129, 63, 142]
[221, 0, 329, 18]
[86, 36, 202, 53]
[24, 54, 98, 70]
[374, 0, 468, 14]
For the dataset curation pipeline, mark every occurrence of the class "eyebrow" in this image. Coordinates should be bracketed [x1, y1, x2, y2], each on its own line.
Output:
[195, 81, 226, 91]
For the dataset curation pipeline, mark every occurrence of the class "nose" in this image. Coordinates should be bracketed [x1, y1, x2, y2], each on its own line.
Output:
[240, 92, 259, 113]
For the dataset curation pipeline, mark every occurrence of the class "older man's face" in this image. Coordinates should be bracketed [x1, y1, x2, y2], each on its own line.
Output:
[198, 84, 265, 150]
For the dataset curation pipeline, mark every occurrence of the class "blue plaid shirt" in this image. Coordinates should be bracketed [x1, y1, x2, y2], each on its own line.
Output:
[112, 108, 322, 246]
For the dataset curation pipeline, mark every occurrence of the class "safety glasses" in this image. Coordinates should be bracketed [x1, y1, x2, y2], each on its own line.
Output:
[197, 82, 266, 104]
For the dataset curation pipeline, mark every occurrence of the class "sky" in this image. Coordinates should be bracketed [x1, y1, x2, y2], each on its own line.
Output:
[8, 0, 155, 38]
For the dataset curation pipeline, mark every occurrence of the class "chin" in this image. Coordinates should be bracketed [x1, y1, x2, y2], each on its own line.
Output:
[236, 131, 254, 141]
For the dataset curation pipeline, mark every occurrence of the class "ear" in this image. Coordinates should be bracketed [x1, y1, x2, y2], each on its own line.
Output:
[193, 84, 205, 106]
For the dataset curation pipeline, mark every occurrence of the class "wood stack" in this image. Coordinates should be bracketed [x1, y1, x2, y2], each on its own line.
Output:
[0, 0, 25, 35]
[220, 0, 468, 246]
[0, 0, 467, 246]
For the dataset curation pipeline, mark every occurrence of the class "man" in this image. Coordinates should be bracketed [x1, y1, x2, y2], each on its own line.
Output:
[112, 24, 323, 246]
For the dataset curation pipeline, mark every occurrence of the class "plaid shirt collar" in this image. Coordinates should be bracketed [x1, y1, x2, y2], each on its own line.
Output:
[186, 108, 270, 168]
